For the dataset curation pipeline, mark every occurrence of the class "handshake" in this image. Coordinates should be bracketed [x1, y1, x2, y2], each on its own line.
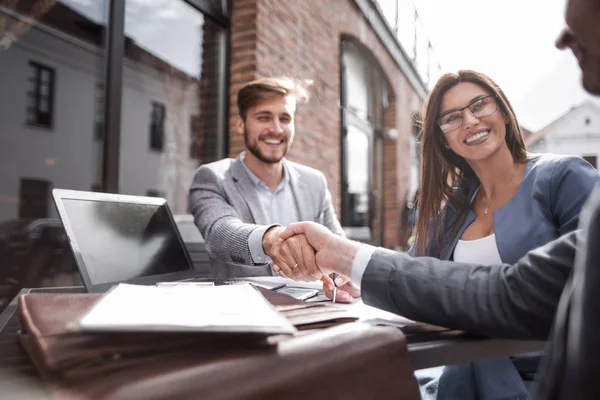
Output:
[262, 222, 363, 303]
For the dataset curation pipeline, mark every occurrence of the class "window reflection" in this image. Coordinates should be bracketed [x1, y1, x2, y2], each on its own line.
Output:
[0, 0, 109, 309]
[120, 0, 224, 214]
[0, 0, 228, 313]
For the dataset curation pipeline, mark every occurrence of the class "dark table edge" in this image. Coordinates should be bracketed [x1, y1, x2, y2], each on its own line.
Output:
[408, 336, 545, 370]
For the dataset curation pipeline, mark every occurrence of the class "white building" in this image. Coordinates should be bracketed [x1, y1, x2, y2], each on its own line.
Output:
[527, 101, 600, 169]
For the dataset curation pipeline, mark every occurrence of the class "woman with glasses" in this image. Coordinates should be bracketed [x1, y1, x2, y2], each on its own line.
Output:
[412, 70, 600, 400]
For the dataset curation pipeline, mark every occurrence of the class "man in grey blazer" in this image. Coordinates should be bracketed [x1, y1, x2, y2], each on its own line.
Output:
[189, 77, 343, 280]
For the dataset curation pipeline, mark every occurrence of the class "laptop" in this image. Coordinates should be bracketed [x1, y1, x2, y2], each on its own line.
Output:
[51, 189, 204, 292]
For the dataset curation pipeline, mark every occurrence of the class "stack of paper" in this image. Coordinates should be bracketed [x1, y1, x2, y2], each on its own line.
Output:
[71, 283, 297, 335]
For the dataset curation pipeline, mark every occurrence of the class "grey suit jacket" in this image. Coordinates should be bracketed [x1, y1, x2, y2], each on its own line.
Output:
[189, 154, 344, 279]
[361, 229, 577, 340]
[534, 186, 600, 400]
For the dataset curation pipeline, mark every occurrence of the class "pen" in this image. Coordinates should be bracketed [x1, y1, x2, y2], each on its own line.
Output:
[332, 273, 338, 304]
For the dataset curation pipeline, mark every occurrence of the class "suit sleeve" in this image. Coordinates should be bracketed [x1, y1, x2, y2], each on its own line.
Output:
[361, 231, 577, 339]
[319, 172, 345, 237]
[550, 156, 600, 235]
[188, 165, 267, 266]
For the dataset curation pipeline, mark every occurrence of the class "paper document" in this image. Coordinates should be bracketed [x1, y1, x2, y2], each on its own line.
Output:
[340, 300, 416, 328]
[72, 283, 297, 335]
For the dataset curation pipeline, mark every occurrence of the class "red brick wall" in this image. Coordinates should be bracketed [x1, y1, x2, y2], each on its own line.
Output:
[229, 0, 423, 248]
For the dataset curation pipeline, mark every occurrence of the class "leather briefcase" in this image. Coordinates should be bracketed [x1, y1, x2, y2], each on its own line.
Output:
[18, 292, 420, 399]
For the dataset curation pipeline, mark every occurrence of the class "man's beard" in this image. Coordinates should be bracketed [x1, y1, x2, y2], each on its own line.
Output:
[244, 129, 289, 164]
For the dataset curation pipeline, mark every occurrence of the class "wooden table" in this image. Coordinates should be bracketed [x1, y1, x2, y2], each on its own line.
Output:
[0, 287, 545, 398]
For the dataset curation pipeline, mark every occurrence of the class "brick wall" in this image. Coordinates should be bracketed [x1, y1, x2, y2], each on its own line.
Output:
[229, 0, 423, 248]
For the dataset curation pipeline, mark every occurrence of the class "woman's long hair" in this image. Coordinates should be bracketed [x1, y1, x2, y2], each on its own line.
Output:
[414, 70, 528, 256]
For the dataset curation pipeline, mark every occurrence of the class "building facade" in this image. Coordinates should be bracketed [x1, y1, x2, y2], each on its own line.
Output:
[0, 0, 426, 310]
[527, 101, 600, 169]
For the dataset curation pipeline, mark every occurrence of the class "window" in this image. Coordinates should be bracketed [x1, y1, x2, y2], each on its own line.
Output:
[340, 40, 389, 245]
[27, 61, 55, 128]
[149, 101, 166, 151]
[583, 156, 597, 169]
[120, 1, 228, 213]
[0, 0, 228, 313]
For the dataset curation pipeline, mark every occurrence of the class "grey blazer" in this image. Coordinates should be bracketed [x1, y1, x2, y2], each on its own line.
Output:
[189, 155, 344, 279]
[362, 228, 577, 340]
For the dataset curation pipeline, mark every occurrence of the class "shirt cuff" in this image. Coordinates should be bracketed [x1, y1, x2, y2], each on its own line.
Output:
[350, 244, 376, 290]
[248, 224, 280, 264]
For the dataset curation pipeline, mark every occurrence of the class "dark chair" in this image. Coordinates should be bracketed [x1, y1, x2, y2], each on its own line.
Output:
[173, 214, 211, 278]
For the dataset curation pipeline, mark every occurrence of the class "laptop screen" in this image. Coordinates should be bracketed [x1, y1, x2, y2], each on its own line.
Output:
[61, 198, 192, 285]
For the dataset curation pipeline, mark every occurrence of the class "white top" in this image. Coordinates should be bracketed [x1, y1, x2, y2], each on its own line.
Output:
[453, 234, 502, 265]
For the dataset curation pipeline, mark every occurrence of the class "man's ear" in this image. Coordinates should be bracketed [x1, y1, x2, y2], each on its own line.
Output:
[235, 115, 245, 135]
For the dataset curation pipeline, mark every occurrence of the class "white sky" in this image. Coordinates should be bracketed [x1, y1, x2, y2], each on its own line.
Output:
[62, 0, 204, 78]
[413, 0, 600, 131]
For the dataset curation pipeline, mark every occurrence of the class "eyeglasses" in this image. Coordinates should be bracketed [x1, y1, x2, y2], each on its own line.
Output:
[437, 95, 499, 133]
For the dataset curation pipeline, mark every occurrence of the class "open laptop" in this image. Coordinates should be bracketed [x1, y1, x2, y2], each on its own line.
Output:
[52, 189, 203, 292]
[51, 189, 287, 294]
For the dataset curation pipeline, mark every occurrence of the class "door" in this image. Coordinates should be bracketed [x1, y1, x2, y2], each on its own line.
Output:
[18, 178, 51, 220]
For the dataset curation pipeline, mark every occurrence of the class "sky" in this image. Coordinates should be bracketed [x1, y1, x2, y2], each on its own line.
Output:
[64, 0, 205, 78]
[63, 0, 599, 132]
[412, 0, 600, 131]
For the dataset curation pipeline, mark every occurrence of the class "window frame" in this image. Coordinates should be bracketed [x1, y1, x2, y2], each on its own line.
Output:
[100, 0, 229, 192]
[27, 61, 56, 129]
[149, 101, 166, 152]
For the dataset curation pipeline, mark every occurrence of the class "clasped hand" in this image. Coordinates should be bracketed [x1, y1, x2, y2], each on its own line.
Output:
[262, 222, 361, 302]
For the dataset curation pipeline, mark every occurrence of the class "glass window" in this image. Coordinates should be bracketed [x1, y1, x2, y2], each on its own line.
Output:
[341, 40, 389, 245]
[149, 101, 166, 151]
[27, 61, 56, 128]
[345, 125, 371, 227]
[0, 0, 109, 308]
[119, 0, 227, 215]
[342, 46, 370, 120]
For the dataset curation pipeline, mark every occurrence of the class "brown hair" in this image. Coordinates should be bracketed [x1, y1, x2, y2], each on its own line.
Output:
[414, 70, 528, 256]
[237, 77, 309, 120]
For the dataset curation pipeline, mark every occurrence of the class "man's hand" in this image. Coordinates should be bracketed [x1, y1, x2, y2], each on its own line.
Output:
[279, 222, 360, 278]
[262, 226, 320, 281]
[321, 274, 361, 303]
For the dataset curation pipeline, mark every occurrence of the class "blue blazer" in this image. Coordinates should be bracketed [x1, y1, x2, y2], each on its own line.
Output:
[432, 154, 600, 264]
[418, 154, 600, 400]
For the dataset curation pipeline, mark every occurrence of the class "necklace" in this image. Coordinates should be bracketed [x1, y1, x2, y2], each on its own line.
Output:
[483, 197, 491, 214]
[479, 166, 518, 214]
[480, 191, 493, 214]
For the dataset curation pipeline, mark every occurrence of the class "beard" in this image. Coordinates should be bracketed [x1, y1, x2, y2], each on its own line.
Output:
[244, 128, 289, 164]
